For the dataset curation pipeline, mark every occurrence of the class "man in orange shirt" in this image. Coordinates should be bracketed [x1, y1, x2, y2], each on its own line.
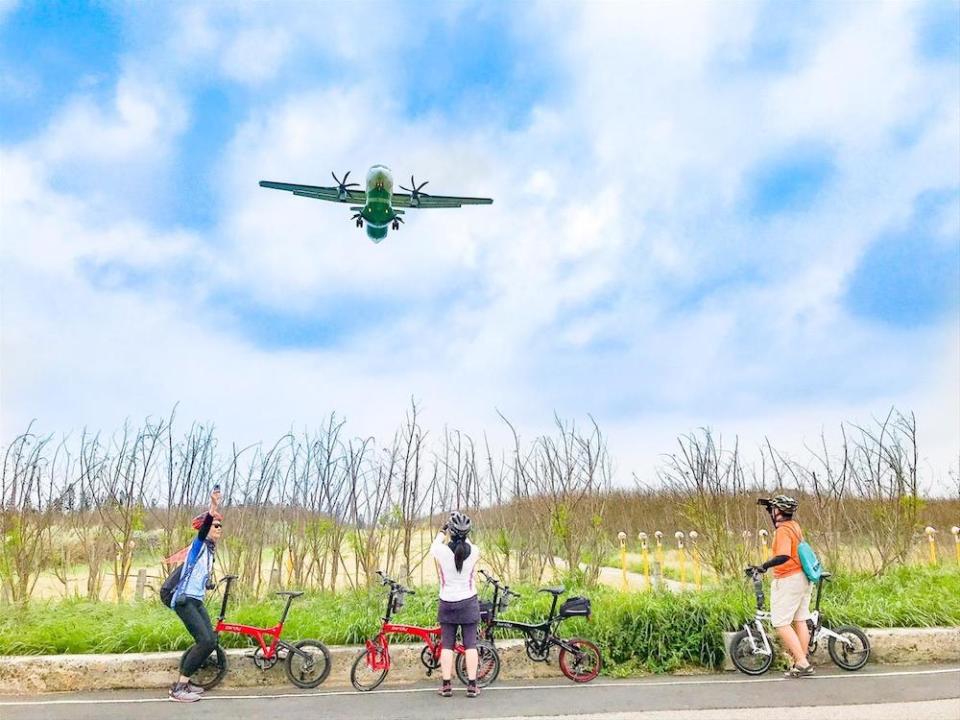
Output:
[751, 495, 814, 678]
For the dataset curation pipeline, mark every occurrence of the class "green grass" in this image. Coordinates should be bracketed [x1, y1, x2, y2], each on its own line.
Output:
[2, 565, 957, 675]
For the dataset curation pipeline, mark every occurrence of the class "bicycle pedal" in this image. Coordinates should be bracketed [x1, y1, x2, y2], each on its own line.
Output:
[426, 669, 433, 677]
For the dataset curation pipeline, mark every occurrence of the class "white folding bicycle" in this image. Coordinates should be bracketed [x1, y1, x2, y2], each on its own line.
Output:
[730, 567, 871, 675]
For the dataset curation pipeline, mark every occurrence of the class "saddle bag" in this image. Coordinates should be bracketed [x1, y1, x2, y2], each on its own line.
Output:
[559, 595, 592, 619]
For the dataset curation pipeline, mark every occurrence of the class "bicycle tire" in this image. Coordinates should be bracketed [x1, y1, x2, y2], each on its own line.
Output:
[729, 629, 773, 676]
[454, 641, 501, 687]
[285, 639, 332, 688]
[558, 638, 602, 683]
[350, 645, 389, 691]
[827, 625, 870, 671]
[182, 644, 228, 690]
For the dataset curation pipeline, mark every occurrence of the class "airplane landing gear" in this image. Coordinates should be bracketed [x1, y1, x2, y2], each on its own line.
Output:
[391, 220, 400, 231]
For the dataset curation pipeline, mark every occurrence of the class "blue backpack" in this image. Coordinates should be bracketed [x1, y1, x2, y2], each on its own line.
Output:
[787, 525, 822, 582]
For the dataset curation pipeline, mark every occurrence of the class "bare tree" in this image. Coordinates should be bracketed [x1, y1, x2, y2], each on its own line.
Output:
[656, 428, 755, 578]
[0, 426, 59, 603]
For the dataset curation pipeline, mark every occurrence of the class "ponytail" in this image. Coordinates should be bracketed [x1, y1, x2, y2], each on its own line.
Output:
[448, 535, 472, 572]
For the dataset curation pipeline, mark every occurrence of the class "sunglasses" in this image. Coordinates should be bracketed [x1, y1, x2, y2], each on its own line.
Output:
[212, 523, 223, 529]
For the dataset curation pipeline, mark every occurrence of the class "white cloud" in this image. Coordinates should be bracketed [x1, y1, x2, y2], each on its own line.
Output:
[2, 2, 957, 490]
[37, 73, 185, 165]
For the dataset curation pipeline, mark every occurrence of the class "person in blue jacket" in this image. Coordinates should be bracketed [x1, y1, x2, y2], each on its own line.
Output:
[169, 489, 223, 703]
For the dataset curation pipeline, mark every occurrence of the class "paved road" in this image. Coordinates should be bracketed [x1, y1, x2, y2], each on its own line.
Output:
[1, 665, 957, 720]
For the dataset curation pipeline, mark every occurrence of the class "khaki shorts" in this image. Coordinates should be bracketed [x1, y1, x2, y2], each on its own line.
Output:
[770, 572, 812, 628]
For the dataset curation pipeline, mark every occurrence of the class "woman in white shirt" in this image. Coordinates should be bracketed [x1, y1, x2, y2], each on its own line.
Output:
[430, 511, 481, 698]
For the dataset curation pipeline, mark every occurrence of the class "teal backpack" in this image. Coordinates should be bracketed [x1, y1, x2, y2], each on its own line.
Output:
[798, 541, 822, 582]
[786, 525, 822, 582]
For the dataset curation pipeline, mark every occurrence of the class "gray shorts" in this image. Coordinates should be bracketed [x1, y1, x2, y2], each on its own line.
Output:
[438, 596, 480, 625]
[438, 596, 480, 651]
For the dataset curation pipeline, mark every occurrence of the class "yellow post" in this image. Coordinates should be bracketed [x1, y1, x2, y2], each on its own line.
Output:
[689, 530, 701, 590]
[952, 527, 960, 565]
[654, 531, 664, 576]
[675, 531, 686, 590]
[617, 531, 628, 591]
[638, 532, 650, 589]
[758, 528, 769, 563]
[925, 527, 938, 566]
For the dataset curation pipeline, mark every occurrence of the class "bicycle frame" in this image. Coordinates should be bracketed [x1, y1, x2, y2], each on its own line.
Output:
[362, 579, 469, 672]
[213, 576, 311, 663]
[480, 574, 582, 657]
[740, 573, 774, 658]
[807, 575, 857, 650]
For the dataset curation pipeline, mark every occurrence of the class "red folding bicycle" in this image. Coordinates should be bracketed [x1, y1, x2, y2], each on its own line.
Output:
[349, 571, 501, 691]
[185, 575, 331, 690]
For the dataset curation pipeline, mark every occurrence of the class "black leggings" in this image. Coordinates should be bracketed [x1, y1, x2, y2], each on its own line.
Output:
[174, 597, 218, 677]
[440, 622, 478, 651]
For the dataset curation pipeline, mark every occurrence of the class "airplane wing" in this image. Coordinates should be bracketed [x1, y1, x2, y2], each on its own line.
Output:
[391, 192, 493, 209]
[259, 181, 366, 204]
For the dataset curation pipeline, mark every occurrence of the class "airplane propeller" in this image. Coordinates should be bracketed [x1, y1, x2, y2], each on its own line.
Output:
[332, 171, 360, 200]
[400, 176, 430, 206]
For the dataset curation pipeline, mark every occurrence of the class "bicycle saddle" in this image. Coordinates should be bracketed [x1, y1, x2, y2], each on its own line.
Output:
[276, 590, 304, 598]
[538, 586, 566, 596]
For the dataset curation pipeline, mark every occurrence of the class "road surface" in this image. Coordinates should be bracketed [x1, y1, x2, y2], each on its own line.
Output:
[1, 664, 957, 720]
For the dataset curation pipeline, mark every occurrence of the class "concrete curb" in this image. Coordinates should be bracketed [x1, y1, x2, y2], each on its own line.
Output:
[721, 627, 960, 671]
[2, 628, 957, 695]
[0, 639, 559, 694]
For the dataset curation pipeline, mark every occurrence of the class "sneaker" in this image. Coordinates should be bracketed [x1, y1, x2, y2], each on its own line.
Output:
[466, 682, 479, 698]
[185, 682, 206, 694]
[168, 684, 201, 703]
[784, 664, 815, 679]
[438, 682, 452, 698]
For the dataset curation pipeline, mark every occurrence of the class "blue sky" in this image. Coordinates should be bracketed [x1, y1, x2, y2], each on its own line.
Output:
[1, 0, 958, 486]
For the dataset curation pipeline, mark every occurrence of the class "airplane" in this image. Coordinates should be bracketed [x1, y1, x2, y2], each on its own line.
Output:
[259, 165, 493, 243]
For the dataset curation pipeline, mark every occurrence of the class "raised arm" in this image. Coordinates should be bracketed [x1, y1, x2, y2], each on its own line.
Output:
[430, 522, 449, 558]
[197, 489, 221, 541]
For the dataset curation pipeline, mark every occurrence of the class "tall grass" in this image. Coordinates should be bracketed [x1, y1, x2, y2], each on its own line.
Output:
[2, 566, 957, 674]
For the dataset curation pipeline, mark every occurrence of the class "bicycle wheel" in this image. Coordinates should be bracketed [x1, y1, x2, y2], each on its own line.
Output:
[350, 644, 389, 692]
[827, 625, 870, 670]
[455, 641, 501, 687]
[182, 644, 228, 690]
[285, 639, 332, 688]
[729, 629, 773, 676]
[558, 638, 602, 683]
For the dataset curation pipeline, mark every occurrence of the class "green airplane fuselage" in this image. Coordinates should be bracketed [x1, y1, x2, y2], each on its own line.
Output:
[357, 165, 397, 242]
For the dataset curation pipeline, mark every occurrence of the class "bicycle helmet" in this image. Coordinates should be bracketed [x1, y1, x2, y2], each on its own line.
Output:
[448, 511, 472, 536]
[758, 495, 798, 515]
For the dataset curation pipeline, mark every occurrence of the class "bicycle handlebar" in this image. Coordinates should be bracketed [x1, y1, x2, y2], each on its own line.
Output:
[375, 570, 414, 595]
[479, 569, 520, 600]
